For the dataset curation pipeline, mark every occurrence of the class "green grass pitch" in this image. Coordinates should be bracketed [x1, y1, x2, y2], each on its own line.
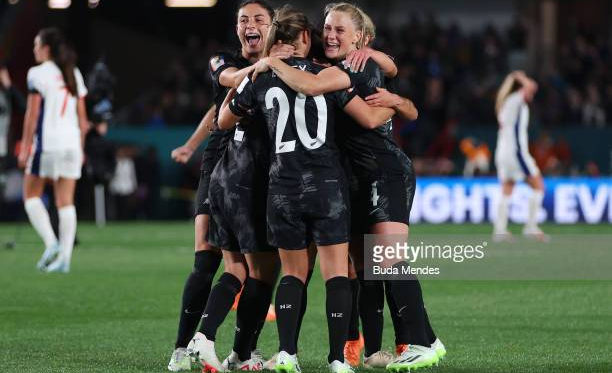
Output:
[0, 222, 611, 373]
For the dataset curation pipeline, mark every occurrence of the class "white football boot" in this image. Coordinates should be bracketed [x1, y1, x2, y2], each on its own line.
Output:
[36, 243, 60, 270]
[190, 332, 226, 372]
[223, 350, 264, 371]
[274, 351, 301, 373]
[328, 360, 354, 373]
[44, 256, 70, 273]
[522, 226, 550, 243]
[264, 352, 279, 370]
[386, 344, 439, 372]
[364, 350, 394, 368]
[432, 338, 446, 359]
[167, 348, 191, 372]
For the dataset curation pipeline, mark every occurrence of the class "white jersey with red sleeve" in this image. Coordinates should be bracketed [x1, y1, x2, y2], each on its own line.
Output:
[27, 61, 87, 152]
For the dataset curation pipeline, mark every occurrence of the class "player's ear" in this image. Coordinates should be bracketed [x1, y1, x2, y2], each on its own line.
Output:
[354, 30, 363, 47]
[301, 29, 309, 45]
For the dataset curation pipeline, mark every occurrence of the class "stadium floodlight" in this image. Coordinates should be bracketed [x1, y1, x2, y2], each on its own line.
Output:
[8, 0, 20, 5]
[165, 0, 217, 7]
[48, 0, 71, 9]
[88, 0, 100, 8]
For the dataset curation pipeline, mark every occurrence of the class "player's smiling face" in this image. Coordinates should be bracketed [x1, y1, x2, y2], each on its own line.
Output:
[323, 10, 362, 61]
[236, 3, 271, 56]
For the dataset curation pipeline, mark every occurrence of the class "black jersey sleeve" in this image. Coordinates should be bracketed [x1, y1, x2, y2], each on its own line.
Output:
[209, 53, 240, 88]
[329, 87, 358, 109]
[354, 59, 384, 96]
[336, 60, 359, 88]
[228, 76, 257, 117]
[385, 76, 399, 94]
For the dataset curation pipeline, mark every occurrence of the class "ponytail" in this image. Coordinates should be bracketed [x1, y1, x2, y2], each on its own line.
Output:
[264, 6, 312, 57]
[38, 28, 78, 96]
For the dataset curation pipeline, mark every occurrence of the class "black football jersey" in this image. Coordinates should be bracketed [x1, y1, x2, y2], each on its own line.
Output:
[336, 59, 411, 181]
[201, 51, 251, 172]
[229, 57, 354, 194]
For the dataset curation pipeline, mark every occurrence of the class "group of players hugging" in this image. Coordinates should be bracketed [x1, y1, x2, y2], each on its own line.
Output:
[167, 2, 446, 373]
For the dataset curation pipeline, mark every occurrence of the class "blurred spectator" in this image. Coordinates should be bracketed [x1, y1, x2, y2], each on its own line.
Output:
[109, 146, 138, 219]
[459, 137, 491, 177]
[0, 66, 25, 159]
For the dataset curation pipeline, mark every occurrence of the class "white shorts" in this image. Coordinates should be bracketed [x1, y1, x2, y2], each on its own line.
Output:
[495, 152, 540, 182]
[26, 148, 83, 180]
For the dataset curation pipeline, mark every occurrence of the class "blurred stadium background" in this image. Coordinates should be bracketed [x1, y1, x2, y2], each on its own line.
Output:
[1, 0, 611, 224]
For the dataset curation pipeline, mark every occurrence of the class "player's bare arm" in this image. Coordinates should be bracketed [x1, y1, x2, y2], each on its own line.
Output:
[254, 56, 351, 96]
[18, 93, 41, 168]
[512, 70, 538, 100]
[344, 95, 395, 129]
[219, 65, 256, 90]
[77, 97, 89, 150]
[365, 87, 418, 120]
[171, 105, 216, 164]
[346, 47, 398, 77]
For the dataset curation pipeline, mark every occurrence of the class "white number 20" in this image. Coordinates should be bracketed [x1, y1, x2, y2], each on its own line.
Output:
[265, 88, 327, 154]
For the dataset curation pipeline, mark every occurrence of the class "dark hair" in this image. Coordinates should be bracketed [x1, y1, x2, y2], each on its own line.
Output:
[264, 6, 312, 56]
[308, 25, 330, 63]
[237, 0, 274, 20]
[37, 28, 77, 96]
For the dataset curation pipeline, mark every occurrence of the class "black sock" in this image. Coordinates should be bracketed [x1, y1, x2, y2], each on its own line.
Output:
[347, 278, 360, 341]
[385, 264, 429, 346]
[294, 270, 313, 350]
[275, 275, 304, 355]
[385, 280, 408, 345]
[326, 276, 351, 363]
[424, 307, 437, 345]
[199, 272, 242, 341]
[175, 251, 221, 348]
[233, 277, 274, 361]
[357, 271, 384, 356]
[251, 319, 265, 351]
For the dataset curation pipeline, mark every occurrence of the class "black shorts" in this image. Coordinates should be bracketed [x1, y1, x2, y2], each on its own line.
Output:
[350, 172, 416, 235]
[207, 178, 274, 254]
[267, 186, 350, 250]
[195, 169, 212, 216]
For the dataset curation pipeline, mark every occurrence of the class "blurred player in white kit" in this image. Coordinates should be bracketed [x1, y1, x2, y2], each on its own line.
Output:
[493, 70, 548, 242]
[19, 28, 89, 272]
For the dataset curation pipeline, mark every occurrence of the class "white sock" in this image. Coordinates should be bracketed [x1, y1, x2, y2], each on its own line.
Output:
[526, 190, 544, 231]
[24, 197, 58, 248]
[494, 195, 510, 234]
[58, 205, 77, 263]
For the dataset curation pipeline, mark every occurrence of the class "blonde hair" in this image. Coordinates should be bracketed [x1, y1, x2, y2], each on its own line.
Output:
[361, 10, 376, 46]
[495, 73, 517, 114]
[324, 2, 368, 49]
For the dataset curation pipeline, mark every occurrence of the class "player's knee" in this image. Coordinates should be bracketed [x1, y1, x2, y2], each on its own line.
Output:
[194, 241, 213, 252]
[281, 264, 308, 283]
[248, 264, 278, 284]
[224, 261, 248, 283]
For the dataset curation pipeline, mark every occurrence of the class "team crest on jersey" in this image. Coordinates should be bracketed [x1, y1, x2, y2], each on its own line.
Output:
[210, 55, 225, 72]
